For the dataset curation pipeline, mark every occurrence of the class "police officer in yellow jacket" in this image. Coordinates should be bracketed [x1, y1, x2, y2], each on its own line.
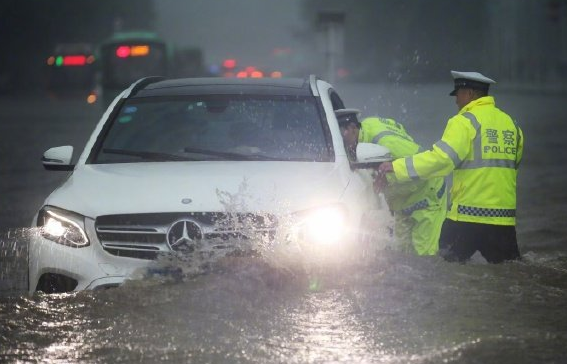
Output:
[378, 71, 523, 263]
[359, 116, 447, 256]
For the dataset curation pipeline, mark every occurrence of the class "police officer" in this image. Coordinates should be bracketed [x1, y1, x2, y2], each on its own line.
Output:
[336, 109, 361, 162]
[359, 116, 447, 256]
[378, 71, 524, 263]
[336, 110, 447, 256]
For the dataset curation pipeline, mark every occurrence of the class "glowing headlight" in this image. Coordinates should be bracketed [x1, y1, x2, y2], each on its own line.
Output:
[37, 206, 89, 248]
[293, 205, 349, 245]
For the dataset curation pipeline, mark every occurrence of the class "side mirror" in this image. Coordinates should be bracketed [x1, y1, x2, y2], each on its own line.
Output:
[42, 146, 74, 171]
[351, 142, 392, 169]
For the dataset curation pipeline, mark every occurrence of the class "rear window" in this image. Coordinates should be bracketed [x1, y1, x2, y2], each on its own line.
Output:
[91, 95, 333, 163]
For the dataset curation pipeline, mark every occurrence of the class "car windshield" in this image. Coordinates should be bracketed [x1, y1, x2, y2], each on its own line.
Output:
[91, 95, 332, 163]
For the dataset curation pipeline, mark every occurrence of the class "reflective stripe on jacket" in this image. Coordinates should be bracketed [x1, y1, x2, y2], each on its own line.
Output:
[360, 117, 446, 213]
[392, 96, 523, 225]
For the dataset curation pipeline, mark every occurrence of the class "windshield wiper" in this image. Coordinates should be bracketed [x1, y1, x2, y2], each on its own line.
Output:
[102, 148, 199, 161]
[183, 146, 281, 161]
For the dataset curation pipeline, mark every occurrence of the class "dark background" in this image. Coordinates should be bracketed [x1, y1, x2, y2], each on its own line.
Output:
[2, 0, 566, 93]
[0, 0, 155, 94]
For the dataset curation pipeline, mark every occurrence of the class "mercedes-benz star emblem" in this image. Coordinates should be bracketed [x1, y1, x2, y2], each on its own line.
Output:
[166, 219, 202, 252]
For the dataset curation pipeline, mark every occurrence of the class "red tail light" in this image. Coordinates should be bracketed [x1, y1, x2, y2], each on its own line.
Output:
[116, 46, 131, 58]
[62, 55, 87, 66]
[223, 59, 236, 69]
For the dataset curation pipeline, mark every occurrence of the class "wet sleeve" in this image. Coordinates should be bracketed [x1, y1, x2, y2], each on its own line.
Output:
[392, 115, 474, 181]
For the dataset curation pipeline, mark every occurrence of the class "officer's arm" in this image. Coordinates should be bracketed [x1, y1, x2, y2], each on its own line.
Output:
[392, 116, 473, 181]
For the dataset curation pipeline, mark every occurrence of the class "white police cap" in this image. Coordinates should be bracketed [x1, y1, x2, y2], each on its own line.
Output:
[449, 71, 496, 96]
[335, 108, 361, 127]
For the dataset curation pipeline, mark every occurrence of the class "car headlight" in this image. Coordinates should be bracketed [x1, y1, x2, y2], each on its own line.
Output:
[37, 206, 90, 248]
[290, 205, 349, 245]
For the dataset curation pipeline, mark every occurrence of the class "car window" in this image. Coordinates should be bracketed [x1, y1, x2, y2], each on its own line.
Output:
[91, 95, 332, 163]
[329, 90, 345, 110]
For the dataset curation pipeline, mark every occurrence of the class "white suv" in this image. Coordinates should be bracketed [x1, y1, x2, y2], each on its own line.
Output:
[29, 75, 392, 293]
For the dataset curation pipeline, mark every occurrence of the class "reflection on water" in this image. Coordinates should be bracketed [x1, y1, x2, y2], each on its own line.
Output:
[2, 247, 567, 363]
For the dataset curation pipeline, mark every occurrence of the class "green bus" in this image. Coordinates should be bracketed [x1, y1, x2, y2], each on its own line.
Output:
[97, 31, 172, 107]
[96, 31, 206, 107]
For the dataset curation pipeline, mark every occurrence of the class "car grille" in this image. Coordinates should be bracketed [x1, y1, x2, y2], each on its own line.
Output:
[95, 212, 277, 260]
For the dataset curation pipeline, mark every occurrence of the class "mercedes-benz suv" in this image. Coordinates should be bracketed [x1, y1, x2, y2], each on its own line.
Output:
[29, 75, 392, 293]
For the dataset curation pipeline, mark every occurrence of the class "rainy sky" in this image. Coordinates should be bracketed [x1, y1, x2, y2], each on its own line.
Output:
[154, 0, 567, 86]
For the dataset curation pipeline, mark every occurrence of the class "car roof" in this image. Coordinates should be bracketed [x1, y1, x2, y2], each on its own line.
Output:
[132, 77, 314, 98]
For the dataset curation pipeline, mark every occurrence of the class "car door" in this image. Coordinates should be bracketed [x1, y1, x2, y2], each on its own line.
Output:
[326, 85, 392, 250]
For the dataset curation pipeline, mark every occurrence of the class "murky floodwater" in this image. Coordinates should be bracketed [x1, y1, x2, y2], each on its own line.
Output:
[2, 240, 567, 363]
[2, 85, 567, 363]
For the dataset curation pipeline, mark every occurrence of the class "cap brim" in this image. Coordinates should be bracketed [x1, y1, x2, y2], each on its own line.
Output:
[449, 89, 457, 96]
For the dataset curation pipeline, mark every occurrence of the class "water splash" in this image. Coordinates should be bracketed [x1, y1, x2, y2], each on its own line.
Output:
[0, 228, 32, 295]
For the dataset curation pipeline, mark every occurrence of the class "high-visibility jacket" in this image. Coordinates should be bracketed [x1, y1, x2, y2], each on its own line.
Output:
[392, 96, 523, 226]
[359, 117, 445, 213]
[360, 116, 447, 255]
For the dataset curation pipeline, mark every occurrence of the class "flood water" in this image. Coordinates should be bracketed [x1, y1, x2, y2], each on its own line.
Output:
[1, 83, 567, 363]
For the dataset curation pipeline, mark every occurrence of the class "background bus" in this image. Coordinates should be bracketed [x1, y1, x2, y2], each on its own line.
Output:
[95, 31, 206, 107]
[97, 31, 171, 107]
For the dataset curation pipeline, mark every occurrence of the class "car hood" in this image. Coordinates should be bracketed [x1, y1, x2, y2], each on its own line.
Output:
[45, 161, 352, 218]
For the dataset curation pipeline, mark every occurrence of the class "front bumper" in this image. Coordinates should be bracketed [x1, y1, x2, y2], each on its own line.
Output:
[28, 205, 386, 293]
[28, 218, 152, 294]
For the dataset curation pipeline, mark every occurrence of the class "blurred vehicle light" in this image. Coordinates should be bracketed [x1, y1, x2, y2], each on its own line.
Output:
[86, 92, 97, 104]
[116, 45, 151, 58]
[337, 68, 350, 78]
[223, 58, 236, 69]
[116, 46, 131, 58]
[62, 55, 87, 66]
[131, 45, 150, 57]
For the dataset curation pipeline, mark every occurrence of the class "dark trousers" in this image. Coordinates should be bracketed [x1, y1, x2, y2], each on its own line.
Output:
[438, 219, 521, 263]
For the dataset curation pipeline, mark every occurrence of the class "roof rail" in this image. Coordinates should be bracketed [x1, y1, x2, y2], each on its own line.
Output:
[122, 76, 165, 98]
[126, 76, 166, 98]
[309, 74, 319, 96]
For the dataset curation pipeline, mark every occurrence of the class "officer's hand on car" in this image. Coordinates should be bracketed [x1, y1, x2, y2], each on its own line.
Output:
[373, 161, 393, 192]
[378, 161, 393, 175]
